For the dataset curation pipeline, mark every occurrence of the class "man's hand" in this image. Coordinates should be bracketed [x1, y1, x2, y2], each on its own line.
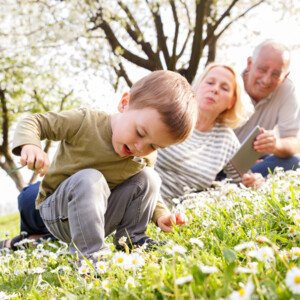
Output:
[157, 212, 187, 232]
[20, 144, 50, 177]
[242, 173, 265, 188]
[253, 128, 277, 154]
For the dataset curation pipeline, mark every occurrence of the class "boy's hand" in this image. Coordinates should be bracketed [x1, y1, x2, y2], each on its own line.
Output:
[157, 212, 187, 232]
[242, 173, 265, 189]
[20, 144, 50, 177]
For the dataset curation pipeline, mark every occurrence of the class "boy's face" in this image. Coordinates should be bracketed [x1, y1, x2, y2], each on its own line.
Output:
[111, 93, 176, 157]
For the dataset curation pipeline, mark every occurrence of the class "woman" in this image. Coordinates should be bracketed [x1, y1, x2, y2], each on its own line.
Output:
[155, 63, 263, 204]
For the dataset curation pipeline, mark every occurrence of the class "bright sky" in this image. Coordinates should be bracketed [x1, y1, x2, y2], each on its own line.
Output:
[1, 4, 300, 216]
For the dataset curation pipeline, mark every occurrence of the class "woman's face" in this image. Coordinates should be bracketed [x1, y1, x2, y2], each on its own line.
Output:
[196, 66, 236, 116]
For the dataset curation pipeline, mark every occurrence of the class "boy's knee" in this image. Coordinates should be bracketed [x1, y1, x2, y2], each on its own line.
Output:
[70, 169, 110, 198]
[72, 169, 106, 186]
[135, 167, 161, 193]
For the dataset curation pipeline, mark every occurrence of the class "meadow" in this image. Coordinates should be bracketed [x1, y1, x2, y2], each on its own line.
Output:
[1, 167, 300, 299]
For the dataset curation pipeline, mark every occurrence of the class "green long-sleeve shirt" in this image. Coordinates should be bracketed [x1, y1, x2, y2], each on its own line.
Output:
[12, 108, 168, 223]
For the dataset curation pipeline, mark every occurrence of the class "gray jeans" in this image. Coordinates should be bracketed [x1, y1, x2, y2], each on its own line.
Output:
[39, 168, 160, 257]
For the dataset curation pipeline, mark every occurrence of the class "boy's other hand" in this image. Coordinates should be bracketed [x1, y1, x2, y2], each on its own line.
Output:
[20, 144, 50, 177]
[157, 212, 187, 232]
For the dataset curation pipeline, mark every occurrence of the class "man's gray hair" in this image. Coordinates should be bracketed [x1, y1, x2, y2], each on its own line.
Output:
[252, 39, 290, 72]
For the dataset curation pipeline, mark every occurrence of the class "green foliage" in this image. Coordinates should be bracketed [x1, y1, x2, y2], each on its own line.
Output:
[1, 169, 300, 298]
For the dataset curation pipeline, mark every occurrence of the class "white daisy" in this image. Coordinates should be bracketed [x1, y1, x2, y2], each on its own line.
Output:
[125, 276, 136, 289]
[286, 267, 300, 294]
[291, 247, 300, 260]
[199, 265, 219, 274]
[95, 261, 108, 274]
[175, 275, 193, 285]
[189, 238, 204, 248]
[128, 253, 145, 269]
[234, 241, 255, 252]
[228, 280, 255, 300]
[112, 252, 129, 267]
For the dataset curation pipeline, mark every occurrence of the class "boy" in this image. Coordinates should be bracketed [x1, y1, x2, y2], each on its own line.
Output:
[9, 70, 197, 260]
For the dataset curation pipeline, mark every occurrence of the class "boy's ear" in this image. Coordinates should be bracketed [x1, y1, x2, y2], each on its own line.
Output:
[118, 92, 130, 112]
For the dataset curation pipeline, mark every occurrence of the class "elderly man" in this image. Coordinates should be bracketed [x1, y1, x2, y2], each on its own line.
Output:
[235, 40, 300, 177]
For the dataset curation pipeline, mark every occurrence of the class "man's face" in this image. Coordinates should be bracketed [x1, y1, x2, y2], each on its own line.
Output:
[245, 46, 289, 102]
[111, 94, 176, 157]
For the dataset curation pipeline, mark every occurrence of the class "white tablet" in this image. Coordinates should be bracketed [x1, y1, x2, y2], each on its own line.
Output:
[229, 125, 261, 176]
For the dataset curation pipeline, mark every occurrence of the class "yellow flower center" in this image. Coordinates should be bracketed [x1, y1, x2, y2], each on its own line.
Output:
[132, 259, 138, 265]
[117, 257, 124, 263]
[238, 288, 245, 296]
[294, 276, 300, 284]
[295, 251, 300, 257]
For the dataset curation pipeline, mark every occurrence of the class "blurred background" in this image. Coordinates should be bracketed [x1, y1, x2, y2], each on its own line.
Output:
[1, 0, 299, 215]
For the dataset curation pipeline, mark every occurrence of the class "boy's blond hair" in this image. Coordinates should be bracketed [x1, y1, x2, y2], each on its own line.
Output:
[193, 63, 254, 129]
[129, 70, 197, 143]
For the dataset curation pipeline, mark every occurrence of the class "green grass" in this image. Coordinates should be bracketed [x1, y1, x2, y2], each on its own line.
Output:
[0, 212, 19, 238]
[1, 169, 300, 299]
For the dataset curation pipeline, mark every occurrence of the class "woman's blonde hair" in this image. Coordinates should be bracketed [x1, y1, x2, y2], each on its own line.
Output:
[193, 63, 254, 129]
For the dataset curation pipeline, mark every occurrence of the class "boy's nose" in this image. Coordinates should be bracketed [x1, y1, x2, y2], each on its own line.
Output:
[134, 141, 146, 153]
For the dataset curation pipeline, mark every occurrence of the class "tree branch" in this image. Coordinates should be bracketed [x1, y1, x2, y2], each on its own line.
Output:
[169, 0, 179, 70]
[90, 8, 158, 71]
[214, 0, 266, 40]
[113, 62, 133, 89]
[186, 0, 207, 82]
[147, 0, 170, 68]
[117, 1, 159, 63]
[0, 88, 9, 155]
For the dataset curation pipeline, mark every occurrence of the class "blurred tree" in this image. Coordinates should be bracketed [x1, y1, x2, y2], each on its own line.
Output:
[0, 0, 299, 191]
[0, 55, 79, 190]
[0, 1, 81, 190]
[87, 0, 266, 85]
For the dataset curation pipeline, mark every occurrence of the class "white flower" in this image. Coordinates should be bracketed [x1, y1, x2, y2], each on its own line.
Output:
[102, 279, 110, 292]
[112, 252, 130, 267]
[286, 267, 300, 294]
[78, 264, 91, 275]
[127, 253, 145, 269]
[293, 214, 300, 226]
[228, 280, 255, 300]
[247, 246, 274, 262]
[125, 276, 135, 289]
[172, 244, 187, 255]
[189, 238, 204, 248]
[199, 265, 219, 274]
[95, 261, 108, 274]
[291, 247, 300, 260]
[234, 241, 255, 252]
[235, 265, 258, 274]
[0, 291, 18, 299]
[175, 275, 193, 285]
[118, 236, 127, 246]
[28, 267, 45, 274]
